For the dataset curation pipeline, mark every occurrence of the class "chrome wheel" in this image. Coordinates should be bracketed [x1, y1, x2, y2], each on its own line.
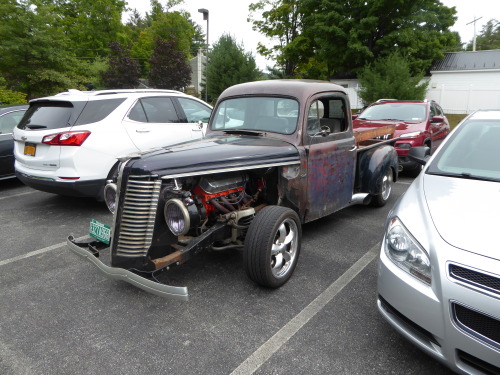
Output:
[270, 218, 299, 278]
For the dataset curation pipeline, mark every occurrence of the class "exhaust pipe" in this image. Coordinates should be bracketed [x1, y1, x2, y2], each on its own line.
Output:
[350, 193, 371, 206]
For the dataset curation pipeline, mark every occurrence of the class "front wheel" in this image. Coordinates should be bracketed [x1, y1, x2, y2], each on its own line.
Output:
[371, 167, 393, 207]
[244, 206, 302, 288]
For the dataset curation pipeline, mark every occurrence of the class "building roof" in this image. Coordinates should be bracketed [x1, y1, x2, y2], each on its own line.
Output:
[431, 50, 500, 71]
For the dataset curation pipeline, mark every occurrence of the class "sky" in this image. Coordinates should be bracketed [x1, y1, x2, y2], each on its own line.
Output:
[124, 0, 496, 70]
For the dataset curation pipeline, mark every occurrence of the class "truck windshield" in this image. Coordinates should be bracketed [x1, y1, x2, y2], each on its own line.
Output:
[427, 119, 500, 182]
[211, 97, 299, 135]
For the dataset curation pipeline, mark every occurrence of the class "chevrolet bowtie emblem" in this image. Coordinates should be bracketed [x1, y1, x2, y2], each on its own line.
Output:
[21, 136, 27, 141]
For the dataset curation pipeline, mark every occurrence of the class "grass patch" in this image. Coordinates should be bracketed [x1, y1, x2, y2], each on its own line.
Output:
[446, 113, 467, 130]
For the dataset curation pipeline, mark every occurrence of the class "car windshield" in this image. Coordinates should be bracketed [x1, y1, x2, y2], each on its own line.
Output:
[427, 119, 500, 182]
[359, 103, 426, 122]
[211, 97, 299, 135]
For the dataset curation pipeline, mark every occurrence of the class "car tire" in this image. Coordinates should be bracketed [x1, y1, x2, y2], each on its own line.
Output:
[244, 206, 301, 288]
[371, 167, 393, 207]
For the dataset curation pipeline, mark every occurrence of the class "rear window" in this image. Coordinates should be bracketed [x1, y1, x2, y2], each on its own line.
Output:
[17, 98, 124, 130]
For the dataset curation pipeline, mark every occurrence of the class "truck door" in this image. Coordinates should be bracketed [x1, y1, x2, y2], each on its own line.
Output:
[304, 95, 357, 222]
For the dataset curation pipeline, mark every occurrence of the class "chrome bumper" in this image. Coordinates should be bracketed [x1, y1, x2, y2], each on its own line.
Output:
[66, 236, 189, 301]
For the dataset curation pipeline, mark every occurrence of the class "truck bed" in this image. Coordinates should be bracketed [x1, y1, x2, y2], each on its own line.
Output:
[354, 124, 396, 151]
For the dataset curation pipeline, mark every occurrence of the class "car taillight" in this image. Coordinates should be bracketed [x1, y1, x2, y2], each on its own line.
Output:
[42, 131, 91, 146]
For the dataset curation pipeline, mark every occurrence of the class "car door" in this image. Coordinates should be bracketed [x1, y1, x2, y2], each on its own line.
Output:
[174, 97, 212, 138]
[304, 95, 357, 222]
[122, 96, 200, 151]
[0, 108, 27, 178]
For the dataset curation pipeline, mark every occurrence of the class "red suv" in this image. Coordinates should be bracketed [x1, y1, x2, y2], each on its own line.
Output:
[353, 100, 450, 176]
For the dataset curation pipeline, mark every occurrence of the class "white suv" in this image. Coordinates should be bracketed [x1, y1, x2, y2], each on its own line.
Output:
[13, 89, 212, 199]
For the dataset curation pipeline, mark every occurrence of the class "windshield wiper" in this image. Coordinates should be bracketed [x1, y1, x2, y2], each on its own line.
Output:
[223, 129, 263, 136]
[428, 171, 500, 182]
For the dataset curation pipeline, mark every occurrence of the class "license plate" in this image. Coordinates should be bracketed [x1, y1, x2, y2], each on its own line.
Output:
[89, 219, 111, 244]
[24, 143, 36, 156]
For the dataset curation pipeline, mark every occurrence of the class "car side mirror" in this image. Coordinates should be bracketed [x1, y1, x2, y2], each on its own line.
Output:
[408, 146, 431, 165]
[431, 115, 444, 123]
[352, 114, 359, 120]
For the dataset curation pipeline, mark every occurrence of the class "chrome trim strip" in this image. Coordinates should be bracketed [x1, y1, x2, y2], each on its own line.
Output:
[160, 160, 300, 180]
[67, 237, 188, 301]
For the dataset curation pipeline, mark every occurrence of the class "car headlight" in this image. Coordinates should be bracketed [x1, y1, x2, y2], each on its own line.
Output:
[385, 217, 431, 285]
[400, 131, 423, 138]
[104, 183, 117, 213]
[164, 199, 190, 236]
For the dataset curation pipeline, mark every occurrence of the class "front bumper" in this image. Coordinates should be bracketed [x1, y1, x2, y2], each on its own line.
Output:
[67, 236, 189, 301]
[377, 244, 500, 374]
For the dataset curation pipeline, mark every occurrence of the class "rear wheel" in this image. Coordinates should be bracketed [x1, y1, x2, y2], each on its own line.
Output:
[371, 167, 393, 207]
[244, 206, 301, 288]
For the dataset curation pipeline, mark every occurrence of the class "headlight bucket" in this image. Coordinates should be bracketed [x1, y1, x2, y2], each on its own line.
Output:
[164, 199, 190, 236]
[104, 183, 117, 213]
[385, 217, 431, 285]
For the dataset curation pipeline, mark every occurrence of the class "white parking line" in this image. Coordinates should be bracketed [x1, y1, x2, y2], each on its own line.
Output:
[0, 235, 89, 267]
[230, 243, 380, 375]
[0, 190, 37, 201]
[397, 181, 412, 185]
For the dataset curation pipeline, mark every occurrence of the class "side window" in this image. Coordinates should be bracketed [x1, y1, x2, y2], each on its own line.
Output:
[430, 104, 438, 118]
[0, 111, 25, 134]
[177, 98, 211, 123]
[307, 96, 347, 137]
[128, 97, 179, 123]
[75, 98, 125, 125]
[306, 100, 323, 135]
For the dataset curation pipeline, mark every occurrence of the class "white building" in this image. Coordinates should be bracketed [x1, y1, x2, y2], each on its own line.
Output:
[332, 50, 500, 114]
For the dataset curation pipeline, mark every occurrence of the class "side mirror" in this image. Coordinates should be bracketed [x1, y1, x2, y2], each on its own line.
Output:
[431, 115, 444, 123]
[408, 146, 431, 165]
[352, 114, 359, 120]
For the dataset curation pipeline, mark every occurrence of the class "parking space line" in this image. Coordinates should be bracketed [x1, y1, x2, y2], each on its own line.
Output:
[396, 181, 412, 185]
[230, 243, 380, 375]
[0, 191, 37, 201]
[0, 235, 89, 267]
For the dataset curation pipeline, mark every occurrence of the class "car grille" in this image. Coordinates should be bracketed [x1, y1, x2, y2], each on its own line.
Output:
[449, 264, 500, 297]
[115, 175, 161, 258]
[452, 302, 500, 350]
[457, 350, 500, 375]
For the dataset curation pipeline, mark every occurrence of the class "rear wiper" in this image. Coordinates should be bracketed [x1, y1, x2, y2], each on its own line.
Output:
[223, 129, 263, 136]
[26, 125, 47, 129]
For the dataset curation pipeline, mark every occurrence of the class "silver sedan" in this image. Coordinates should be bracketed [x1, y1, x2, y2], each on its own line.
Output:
[377, 109, 500, 374]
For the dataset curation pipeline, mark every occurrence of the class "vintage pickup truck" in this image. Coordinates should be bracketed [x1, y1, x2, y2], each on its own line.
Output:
[67, 80, 398, 300]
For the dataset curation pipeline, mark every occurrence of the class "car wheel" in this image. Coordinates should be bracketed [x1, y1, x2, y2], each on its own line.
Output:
[244, 206, 301, 288]
[371, 167, 393, 207]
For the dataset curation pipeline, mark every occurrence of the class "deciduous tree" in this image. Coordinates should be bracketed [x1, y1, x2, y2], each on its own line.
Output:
[101, 41, 141, 88]
[148, 38, 192, 90]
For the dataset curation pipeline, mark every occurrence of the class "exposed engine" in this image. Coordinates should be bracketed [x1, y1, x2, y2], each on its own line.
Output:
[161, 171, 270, 240]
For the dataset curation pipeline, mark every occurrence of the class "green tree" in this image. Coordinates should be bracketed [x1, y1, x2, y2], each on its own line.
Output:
[466, 19, 500, 50]
[54, 0, 127, 58]
[204, 34, 261, 102]
[250, 0, 458, 77]
[148, 38, 192, 90]
[101, 42, 141, 88]
[357, 53, 429, 103]
[0, 0, 84, 98]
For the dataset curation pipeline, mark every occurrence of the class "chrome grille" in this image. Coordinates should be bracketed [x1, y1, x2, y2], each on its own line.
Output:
[452, 302, 500, 350]
[115, 175, 161, 257]
[449, 264, 500, 297]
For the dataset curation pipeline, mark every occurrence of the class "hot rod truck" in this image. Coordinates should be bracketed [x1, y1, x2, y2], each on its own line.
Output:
[67, 80, 398, 301]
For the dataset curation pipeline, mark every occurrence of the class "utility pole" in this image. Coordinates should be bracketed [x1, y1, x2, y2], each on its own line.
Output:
[466, 16, 483, 51]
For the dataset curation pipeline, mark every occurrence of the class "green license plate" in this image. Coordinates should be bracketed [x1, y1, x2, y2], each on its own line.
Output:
[89, 219, 111, 244]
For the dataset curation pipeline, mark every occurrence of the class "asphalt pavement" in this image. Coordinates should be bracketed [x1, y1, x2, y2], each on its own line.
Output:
[0, 177, 455, 375]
